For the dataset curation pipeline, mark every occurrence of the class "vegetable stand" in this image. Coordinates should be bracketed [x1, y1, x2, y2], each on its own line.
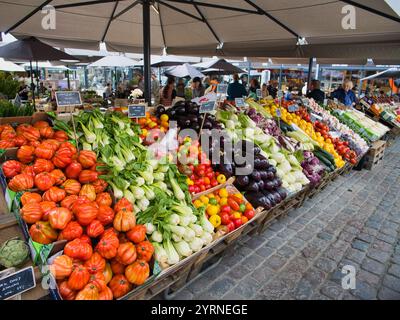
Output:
[0, 92, 397, 300]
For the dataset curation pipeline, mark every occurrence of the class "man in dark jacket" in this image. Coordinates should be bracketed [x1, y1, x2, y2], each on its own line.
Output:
[227, 74, 247, 101]
[331, 80, 357, 107]
[307, 80, 325, 103]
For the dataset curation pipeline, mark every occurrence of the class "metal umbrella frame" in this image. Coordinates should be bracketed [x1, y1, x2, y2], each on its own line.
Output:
[2, 1, 400, 103]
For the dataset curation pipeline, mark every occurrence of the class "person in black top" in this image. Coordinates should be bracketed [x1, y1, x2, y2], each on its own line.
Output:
[248, 78, 260, 95]
[307, 80, 325, 103]
[267, 80, 278, 99]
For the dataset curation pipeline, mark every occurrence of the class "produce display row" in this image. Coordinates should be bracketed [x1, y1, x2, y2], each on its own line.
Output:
[0, 94, 394, 300]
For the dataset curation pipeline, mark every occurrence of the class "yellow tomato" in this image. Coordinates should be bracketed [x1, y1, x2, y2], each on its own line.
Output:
[219, 197, 228, 206]
[218, 188, 229, 198]
[207, 205, 219, 216]
[141, 128, 148, 137]
[148, 122, 158, 129]
[160, 114, 169, 122]
[234, 193, 243, 199]
[199, 195, 209, 204]
[161, 121, 169, 128]
[232, 212, 242, 219]
[193, 200, 204, 209]
[186, 178, 194, 186]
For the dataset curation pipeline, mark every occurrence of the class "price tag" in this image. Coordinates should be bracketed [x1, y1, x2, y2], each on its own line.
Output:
[288, 104, 299, 112]
[217, 84, 228, 95]
[0, 267, 36, 300]
[323, 99, 328, 106]
[235, 98, 246, 108]
[256, 89, 262, 98]
[301, 98, 309, 106]
[277, 91, 284, 99]
[199, 100, 216, 114]
[55, 91, 82, 107]
[128, 104, 146, 118]
[276, 108, 282, 118]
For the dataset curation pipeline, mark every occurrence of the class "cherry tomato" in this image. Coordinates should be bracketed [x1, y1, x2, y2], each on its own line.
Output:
[220, 213, 231, 225]
[244, 209, 255, 220]
[227, 221, 235, 232]
[233, 218, 243, 229]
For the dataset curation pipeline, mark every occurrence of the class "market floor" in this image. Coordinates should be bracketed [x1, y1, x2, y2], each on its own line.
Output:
[171, 138, 400, 300]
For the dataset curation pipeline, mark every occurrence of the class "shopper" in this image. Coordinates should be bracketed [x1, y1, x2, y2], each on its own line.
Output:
[307, 80, 325, 103]
[227, 74, 247, 101]
[104, 83, 112, 99]
[159, 77, 177, 106]
[248, 78, 260, 95]
[331, 79, 357, 107]
[18, 83, 29, 100]
[261, 83, 269, 98]
[205, 77, 219, 95]
[151, 73, 160, 104]
[176, 78, 186, 98]
[191, 77, 205, 98]
[267, 80, 278, 99]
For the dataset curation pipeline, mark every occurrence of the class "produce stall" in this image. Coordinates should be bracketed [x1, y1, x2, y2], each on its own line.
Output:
[0, 90, 397, 300]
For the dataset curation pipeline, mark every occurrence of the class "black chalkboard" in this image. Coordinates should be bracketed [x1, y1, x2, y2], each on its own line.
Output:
[199, 101, 216, 114]
[0, 267, 35, 300]
[55, 91, 82, 107]
[128, 105, 146, 118]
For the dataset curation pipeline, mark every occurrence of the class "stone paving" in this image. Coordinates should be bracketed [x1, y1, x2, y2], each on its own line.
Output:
[172, 138, 400, 300]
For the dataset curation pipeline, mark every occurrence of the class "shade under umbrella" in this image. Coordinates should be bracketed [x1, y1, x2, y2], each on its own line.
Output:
[0, 58, 25, 72]
[164, 63, 204, 79]
[88, 55, 138, 67]
[0, 36, 78, 62]
[193, 59, 245, 74]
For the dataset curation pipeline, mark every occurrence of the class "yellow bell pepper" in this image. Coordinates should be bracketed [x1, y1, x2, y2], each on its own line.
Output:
[209, 215, 221, 228]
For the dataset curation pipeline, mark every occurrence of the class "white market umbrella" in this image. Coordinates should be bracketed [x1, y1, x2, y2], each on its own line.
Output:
[21, 61, 69, 70]
[88, 55, 138, 68]
[0, 58, 25, 72]
[135, 55, 187, 68]
[164, 63, 204, 79]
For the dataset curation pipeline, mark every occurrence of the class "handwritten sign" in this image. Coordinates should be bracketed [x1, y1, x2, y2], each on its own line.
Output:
[199, 101, 216, 114]
[235, 98, 246, 108]
[55, 91, 82, 107]
[288, 104, 299, 112]
[217, 84, 228, 95]
[256, 89, 262, 98]
[128, 105, 146, 118]
[0, 267, 35, 300]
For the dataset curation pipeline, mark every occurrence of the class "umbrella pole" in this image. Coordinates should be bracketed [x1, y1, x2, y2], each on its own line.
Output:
[142, 0, 152, 105]
[307, 57, 314, 93]
[67, 69, 71, 90]
[36, 61, 40, 97]
[30, 60, 35, 107]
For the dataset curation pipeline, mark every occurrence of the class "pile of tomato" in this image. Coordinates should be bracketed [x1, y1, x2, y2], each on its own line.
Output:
[294, 107, 311, 123]
[193, 189, 255, 233]
[138, 112, 169, 141]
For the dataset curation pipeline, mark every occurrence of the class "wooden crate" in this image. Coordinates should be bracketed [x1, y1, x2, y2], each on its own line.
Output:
[363, 140, 386, 170]
[306, 172, 332, 199]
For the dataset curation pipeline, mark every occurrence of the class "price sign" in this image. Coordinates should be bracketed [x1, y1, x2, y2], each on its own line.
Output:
[360, 100, 371, 109]
[276, 108, 282, 118]
[277, 91, 284, 99]
[0, 267, 36, 300]
[55, 91, 82, 107]
[199, 100, 216, 114]
[288, 104, 299, 112]
[217, 84, 228, 95]
[256, 89, 262, 98]
[128, 104, 146, 118]
[235, 98, 246, 108]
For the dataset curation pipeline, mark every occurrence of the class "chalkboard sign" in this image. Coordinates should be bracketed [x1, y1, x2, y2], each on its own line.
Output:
[217, 84, 228, 95]
[55, 91, 82, 107]
[200, 101, 216, 114]
[235, 98, 245, 108]
[256, 89, 262, 98]
[0, 267, 35, 300]
[128, 105, 146, 118]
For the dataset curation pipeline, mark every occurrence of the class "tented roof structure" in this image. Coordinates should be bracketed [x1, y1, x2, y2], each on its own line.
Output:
[0, 1, 399, 59]
[88, 55, 138, 67]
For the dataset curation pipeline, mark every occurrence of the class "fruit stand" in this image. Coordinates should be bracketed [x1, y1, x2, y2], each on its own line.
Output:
[0, 94, 396, 300]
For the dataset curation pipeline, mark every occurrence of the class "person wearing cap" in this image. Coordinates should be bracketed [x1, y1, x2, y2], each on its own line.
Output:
[191, 77, 205, 98]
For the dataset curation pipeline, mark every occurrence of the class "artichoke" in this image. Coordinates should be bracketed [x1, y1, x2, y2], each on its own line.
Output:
[0, 238, 29, 268]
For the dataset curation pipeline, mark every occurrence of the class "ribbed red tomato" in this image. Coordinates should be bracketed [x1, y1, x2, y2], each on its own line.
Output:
[39, 201, 57, 221]
[2, 160, 22, 178]
[33, 120, 50, 129]
[114, 198, 133, 213]
[65, 161, 82, 179]
[79, 184, 96, 201]
[21, 192, 42, 206]
[34, 172, 55, 191]
[78, 170, 98, 184]
[126, 225, 146, 244]
[34, 145, 55, 160]
[125, 260, 150, 286]
[49, 207, 72, 230]
[58, 281, 76, 300]
[97, 205, 115, 226]
[51, 254, 73, 280]
[52, 147, 74, 168]
[60, 195, 78, 210]
[42, 186, 67, 202]
[67, 264, 90, 291]
[29, 221, 58, 244]
[53, 130, 69, 142]
[73, 202, 98, 226]
[22, 126, 40, 142]
[61, 179, 81, 195]
[116, 242, 137, 265]
[59, 221, 83, 241]
[49, 169, 66, 186]
[108, 275, 132, 299]
[17, 145, 35, 164]
[21, 202, 43, 224]
[33, 159, 55, 174]
[8, 173, 34, 192]
[64, 238, 93, 261]
[95, 192, 112, 207]
[86, 220, 104, 238]
[110, 259, 125, 275]
[78, 150, 97, 168]
[96, 234, 119, 259]
[92, 179, 108, 194]
[39, 126, 54, 139]
[84, 252, 106, 274]
[135, 241, 154, 262]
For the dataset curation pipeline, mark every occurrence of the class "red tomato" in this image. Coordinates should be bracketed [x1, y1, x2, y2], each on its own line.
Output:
[220, 213, 231, 225]
[211, 179, 218, 187]
[200, 185, 206, 191]
[233, 218, 242, 229]
[197, 170, 205, 177]
[244, 209, 255, 220]
[221, 205, 231, 214]
[206, 172, 214, 179]
[226, 221, 235, 232]
[189, 186, 195, 193]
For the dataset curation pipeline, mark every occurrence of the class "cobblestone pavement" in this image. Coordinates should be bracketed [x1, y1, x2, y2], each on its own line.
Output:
[172, 138, 400, 300]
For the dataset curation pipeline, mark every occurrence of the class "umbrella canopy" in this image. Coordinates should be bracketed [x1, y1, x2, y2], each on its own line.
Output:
[194, 59, 245, 74]
[88, 55, 138, 67]
[21, 61, 69, 70]
[361, 68, 400, 81]
[164, 63, 204, 78]
[0, 58, 25, 72]
[135, 55, 187, 68]
[0, 1, 399, 58]
[0, 36, 78, 62]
